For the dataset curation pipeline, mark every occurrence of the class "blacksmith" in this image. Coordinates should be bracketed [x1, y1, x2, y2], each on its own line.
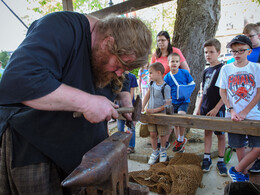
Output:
[0, 11, 152, 194]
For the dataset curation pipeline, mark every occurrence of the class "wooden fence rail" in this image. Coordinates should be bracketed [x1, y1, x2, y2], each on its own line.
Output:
[140, 113, 260, 136]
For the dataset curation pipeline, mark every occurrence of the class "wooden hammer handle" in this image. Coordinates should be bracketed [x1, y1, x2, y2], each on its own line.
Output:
[73, 107, 134, 118]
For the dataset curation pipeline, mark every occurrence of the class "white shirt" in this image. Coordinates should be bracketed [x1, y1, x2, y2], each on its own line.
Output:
[216, 62, 260, 120]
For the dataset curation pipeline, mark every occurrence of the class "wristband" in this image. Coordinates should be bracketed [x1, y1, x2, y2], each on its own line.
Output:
[227, 107, 233, 112]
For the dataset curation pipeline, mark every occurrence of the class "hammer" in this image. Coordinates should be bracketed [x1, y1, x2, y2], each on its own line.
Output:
[73, 95, 142, 121]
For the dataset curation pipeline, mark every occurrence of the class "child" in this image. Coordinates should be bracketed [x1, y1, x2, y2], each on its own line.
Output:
[197, 38, 227, 176]
[164, 53, 195, 153]
[138, 63, 149, 100]
[227, 23, 260, 64]
[244, 24, 260, 173]
[243, 23, 260, 63]
[216, 35, 260, 182]
[142, 62, 171, 165]
[117, 71, 138, 154]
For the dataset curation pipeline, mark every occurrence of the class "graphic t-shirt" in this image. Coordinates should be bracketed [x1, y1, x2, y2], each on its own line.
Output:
[201, 63, 225, 113]
[216, 62, 260, 120]
[0, 68, 4, 80]
[138, 69, 149, 89]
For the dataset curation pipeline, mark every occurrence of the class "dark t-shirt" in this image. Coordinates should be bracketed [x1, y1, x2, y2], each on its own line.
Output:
[0, 12, 128, 174]
[127, 72, 138, 104]
[200, 63, 225, 115]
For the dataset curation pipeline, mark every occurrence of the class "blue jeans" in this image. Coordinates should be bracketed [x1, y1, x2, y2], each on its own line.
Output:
[117, 120, 135, 148]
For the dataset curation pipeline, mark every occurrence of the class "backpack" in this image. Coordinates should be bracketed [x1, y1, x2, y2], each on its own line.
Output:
[150, 81, 167, 100]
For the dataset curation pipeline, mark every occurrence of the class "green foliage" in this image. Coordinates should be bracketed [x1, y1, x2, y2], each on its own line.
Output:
[130, 68, 139, 78]
[0, 51, 10, 68]
[27, 0, 108, 16]
[252, 0, 260, 5]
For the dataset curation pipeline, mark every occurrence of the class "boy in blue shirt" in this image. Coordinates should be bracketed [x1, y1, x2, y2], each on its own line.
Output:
[243, 23, 260, 63]
[164, 53, 195, 152]
[197, 38, 227, 176]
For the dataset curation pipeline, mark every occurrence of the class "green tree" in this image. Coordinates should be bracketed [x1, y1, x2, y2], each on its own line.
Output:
[0, 51, 10, 68]
[172, 0, 220, 114]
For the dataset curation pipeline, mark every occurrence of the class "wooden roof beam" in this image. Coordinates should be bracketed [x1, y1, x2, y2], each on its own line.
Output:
[62, 0, 73, 11]
[89, 0, 173, 18]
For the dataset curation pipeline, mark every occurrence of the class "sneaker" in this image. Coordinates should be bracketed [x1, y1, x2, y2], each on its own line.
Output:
[228, 167, 249, 182]
[172, 138, 187, 152]
[248, 159, 260, 173]
[159, 150, 167, 162]
[172, 140, 178, 148]
[216, 161, 228, 176]
[178, 146, 185, 153]
[201, 158, 212, 172]
[165, 141, 171, 150]
[148, 152, 159, 165]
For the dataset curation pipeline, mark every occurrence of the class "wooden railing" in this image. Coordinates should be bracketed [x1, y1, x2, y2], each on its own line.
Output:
[140, 113, 260, 136]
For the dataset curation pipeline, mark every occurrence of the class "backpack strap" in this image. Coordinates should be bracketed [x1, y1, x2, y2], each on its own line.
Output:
[161, 83, 167, 100]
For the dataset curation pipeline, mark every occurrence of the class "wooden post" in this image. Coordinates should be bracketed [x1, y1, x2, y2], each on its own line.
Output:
[62, 0, 73, 11]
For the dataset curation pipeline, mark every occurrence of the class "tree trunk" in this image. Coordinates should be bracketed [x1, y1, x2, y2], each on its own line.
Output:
[172, 0, 221, 114]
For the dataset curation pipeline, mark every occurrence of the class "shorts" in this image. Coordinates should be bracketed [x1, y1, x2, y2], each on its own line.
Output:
[200, 108, 225, 135]
[148, 124, 169, 136]
[228, 133, 260, 148]
[173, 103, 189, 113]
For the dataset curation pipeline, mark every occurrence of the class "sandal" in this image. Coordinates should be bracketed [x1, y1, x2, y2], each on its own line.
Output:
[127, 147, 135, 154]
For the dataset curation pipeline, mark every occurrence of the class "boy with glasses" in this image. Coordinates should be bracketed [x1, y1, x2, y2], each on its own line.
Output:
[243, 23, 260, 63]
[227, 23, 260, 64]
[216, 35, 260, 182]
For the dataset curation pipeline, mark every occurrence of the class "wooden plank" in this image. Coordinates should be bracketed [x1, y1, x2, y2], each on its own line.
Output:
[62, 0, 73, 11]
[89, 0, 173, 18]
[140, 113, 260, 136]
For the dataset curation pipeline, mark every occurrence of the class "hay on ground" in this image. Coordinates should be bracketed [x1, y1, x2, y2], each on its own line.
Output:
[129, 153, 203, 195]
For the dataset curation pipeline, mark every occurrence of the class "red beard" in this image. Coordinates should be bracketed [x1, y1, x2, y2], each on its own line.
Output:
[91, 46, 119, 89]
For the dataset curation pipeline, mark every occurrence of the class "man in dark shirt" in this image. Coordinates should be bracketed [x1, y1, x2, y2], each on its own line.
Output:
[0, 11, 152, 194]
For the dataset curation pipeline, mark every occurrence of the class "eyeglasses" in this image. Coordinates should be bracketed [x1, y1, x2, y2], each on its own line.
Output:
[114, 53, 127, 66]
[247, 34, 257, 38]
[230, 49, 250, 55]
[157, 39, 167, 42]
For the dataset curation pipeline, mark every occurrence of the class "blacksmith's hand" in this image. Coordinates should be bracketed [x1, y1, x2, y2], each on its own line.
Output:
[82, 95, 119, 123]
